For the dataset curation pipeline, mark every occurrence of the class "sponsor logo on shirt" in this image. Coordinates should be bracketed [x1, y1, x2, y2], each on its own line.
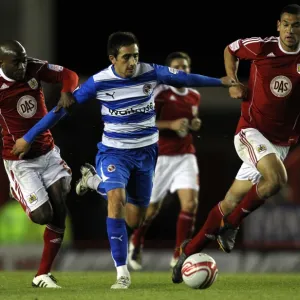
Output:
[270, 75, 292, 97]
[17, 95, 37, 118]
[109, 102, 154, 116]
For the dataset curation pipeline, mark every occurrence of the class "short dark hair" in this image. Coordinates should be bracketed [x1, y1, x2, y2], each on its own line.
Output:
[107, 31, 139, 57]
[164, 51, 191, 67]
[280, 4, 300, 19]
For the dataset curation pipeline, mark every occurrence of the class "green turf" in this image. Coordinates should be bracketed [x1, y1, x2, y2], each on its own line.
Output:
[1, 271, 300, 300]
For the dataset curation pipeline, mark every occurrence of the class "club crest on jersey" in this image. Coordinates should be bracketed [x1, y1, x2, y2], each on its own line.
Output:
[143, 84, 152, 95]
[107, 164, 116, 172]
[270, 75, 292, 97]
[17, 95, 37, 118]
[27, 78, 38, 90]
[297, 64, 300, 74]
[28, 193, 37, 204]
[48, 64, 63, 72]
[257, 144, 267, 153]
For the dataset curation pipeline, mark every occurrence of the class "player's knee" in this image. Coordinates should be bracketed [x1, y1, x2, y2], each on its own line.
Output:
[262, 172, 287, 198]
[181, 199, 198, 213]
[31, 202, 53, 225]
[222, 193, 240, 214]
[145, 203, 160, 220]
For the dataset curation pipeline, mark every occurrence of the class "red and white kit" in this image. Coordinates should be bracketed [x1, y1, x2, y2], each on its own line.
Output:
[150, 85, 201, 203]
[0, 60, 73, 213]
[228, 37, 300, 183]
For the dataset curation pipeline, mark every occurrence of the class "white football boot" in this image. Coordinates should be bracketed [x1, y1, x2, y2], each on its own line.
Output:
[32, 273, 61, 288]
[170, 256, 179, 269]
[128, 240, 143, 271]
[75, 163, 98, 196]
[111, 276, 131, 289]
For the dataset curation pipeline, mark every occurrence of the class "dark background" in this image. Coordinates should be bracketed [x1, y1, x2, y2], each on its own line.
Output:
[55, 2, 295, 78]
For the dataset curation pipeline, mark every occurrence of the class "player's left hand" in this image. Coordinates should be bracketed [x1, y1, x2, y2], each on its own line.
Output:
[54, 92, 75, 112]
[189, 117, 202, 131]
[11, 138, 31, 159]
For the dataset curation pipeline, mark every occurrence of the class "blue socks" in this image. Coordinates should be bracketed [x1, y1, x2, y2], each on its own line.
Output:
[106, 217, 128, 267]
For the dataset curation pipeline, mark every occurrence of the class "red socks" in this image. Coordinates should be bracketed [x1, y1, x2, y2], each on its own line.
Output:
[174, 211, 195, 258]
[36, 225, 64, 276]
[185, 203, 224, 256]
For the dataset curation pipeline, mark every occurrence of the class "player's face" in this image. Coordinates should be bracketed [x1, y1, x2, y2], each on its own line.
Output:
[1, 51, 27, 81]
[277, 13, 300, 51]
[110, 44, 139, 78]
[169, 58, 190, 74]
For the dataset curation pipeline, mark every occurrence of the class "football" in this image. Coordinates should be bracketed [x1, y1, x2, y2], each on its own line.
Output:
[181, 253, 218, 289]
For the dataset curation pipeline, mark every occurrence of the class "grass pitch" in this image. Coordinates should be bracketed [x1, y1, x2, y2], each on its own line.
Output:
[1, 271, 300, 300]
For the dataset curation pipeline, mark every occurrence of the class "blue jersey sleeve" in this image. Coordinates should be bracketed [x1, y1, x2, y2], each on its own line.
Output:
[73, 76, 97, 104]
[153, 64, 222, 87]
[22, 76, 97, 143]
[23, 107, 68, 143]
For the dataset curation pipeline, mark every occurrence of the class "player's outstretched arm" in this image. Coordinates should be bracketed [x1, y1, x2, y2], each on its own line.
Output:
[11, 76, 98, 158]
[11, 106, 68, 158]
[155, 64, 236, 88]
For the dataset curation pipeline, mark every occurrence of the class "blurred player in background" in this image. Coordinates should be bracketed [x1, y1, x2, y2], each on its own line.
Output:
[128, 52, 201, 271]
[172, 3, 300, 284]
[0, 40, 78, 287]
[11, 32, 236, 289]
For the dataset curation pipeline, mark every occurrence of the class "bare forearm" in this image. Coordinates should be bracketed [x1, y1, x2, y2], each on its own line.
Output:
[156, 120, 173, 130]
[224, 46, 239, 81]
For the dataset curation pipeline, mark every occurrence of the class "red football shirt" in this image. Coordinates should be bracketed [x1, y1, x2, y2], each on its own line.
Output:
[228, 36, 300, 146]
[155, 85, 201, 155]
[0, 59, 68, 159]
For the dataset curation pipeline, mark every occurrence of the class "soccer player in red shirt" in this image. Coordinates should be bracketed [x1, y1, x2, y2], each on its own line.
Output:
[0, 40, 78, 287]
[128, 52, 201, 270]
[172, 4, 300, 283]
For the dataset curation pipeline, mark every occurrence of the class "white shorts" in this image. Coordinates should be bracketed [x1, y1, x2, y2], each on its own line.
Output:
[234, 128, 289, 184]
[150, 154, 199, 204]
[3, 146, 72, 213]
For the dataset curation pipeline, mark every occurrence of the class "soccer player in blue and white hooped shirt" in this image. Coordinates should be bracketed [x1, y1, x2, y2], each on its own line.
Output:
[11, 31, 236, 289]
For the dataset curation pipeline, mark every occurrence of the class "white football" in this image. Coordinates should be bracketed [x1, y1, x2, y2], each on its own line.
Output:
[181, 253, 218, 289]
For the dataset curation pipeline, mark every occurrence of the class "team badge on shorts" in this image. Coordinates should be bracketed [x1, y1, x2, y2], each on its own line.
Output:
[107, 164, 116, 172]
[27, 78, 38, 90]
[28, 193, 37, 204]
[257, 144, 267, 153]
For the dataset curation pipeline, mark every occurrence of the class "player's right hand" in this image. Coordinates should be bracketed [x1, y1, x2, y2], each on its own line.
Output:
[11, 137, 31, 159]
[220, 76, 237, 87]
[170, 118, 189, 132]
[54, 92, 76, 113]
[229, 84, 248, 99]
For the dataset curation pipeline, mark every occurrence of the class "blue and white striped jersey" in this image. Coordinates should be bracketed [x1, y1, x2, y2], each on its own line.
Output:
[73, 62, 222, 149]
